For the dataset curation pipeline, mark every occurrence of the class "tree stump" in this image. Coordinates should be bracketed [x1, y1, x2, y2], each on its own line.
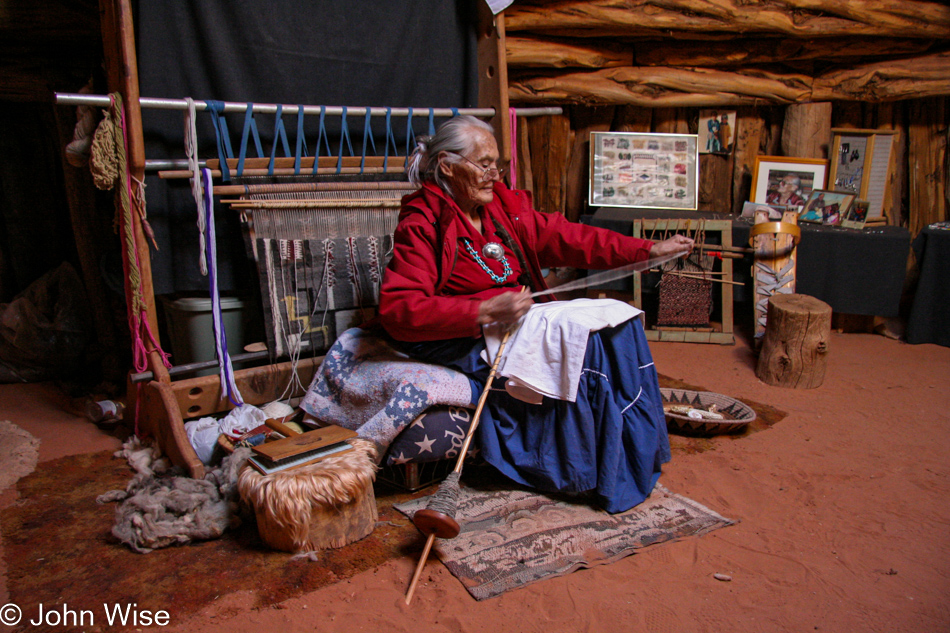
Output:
[755, 294, 832, 389]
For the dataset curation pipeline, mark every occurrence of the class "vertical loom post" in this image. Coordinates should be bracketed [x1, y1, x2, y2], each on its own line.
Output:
[478, 4, 510, 165]
[100, 0, 162, 364]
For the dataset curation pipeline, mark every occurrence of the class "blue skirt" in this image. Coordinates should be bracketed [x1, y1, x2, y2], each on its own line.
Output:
[401, 318, 670, 514]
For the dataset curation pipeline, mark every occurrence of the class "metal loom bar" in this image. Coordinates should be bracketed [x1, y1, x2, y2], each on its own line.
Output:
[54, 92, 562, 118]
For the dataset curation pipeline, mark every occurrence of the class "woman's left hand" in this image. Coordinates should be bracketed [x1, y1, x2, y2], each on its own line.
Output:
[650, 234, 694, 258]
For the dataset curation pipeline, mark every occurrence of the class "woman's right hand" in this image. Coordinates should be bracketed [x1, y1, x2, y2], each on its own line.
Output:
[650, 234, 694, 258]
[477, 288, 533, 325]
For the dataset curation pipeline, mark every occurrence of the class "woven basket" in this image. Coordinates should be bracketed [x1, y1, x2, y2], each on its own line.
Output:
[661, 388, 756, 436]
[656, 260, 713, 327]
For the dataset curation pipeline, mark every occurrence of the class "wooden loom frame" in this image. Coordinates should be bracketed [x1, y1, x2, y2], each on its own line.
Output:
[632, 219, 736, 345]
[97, 0, 517, 478]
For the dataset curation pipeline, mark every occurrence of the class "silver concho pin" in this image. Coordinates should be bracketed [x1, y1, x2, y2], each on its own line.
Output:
[482, 242, 505, 261]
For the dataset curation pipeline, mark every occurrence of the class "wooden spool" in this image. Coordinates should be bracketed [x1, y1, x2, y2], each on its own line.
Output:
[755, 294, 832, 389]
[237, 438, 378, 552]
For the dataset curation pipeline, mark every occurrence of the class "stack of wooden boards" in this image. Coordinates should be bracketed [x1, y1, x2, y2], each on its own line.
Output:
[247, 421, 357, 475]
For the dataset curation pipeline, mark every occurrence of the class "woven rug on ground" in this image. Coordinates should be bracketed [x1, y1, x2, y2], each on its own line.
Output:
[395, 481, 735, 600]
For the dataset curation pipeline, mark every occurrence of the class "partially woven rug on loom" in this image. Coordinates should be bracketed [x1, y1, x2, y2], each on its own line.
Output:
[395, 481, 735, 600]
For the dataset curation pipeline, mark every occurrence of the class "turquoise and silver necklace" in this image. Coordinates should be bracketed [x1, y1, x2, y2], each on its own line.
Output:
[462, 238, 511, 284]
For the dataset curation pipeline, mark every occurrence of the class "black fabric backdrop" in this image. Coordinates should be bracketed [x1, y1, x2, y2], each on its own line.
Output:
[133, 1, 478, 297]
[906, 226, 950, 346]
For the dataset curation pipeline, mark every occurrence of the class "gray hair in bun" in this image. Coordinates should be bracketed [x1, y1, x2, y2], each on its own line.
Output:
[406, 115, 494, 196]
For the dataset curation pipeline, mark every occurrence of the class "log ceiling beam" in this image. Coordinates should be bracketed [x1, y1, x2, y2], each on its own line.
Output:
[509, 51, 950, 106]
[507, 35, 632, 68]
[812, 51, 950, 102]
[504, 0, 950, 40]
[508, 35, 937, 71]
[631, 38, 935, 69]
[511, 66, 814, 107]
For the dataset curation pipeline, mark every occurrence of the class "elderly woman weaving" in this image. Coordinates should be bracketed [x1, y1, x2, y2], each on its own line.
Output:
[375, 116, 693, 513]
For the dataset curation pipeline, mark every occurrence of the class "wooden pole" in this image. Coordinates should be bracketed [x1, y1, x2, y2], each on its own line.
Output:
[100, 0, 166, 381]
[731, 108, 768, 214]
[781, 102, 832, 160]
[527, 113, 571, 214]
[478, 4, 511, 164]
[907, 97, 948, 235]
[565, 106, 614, 221]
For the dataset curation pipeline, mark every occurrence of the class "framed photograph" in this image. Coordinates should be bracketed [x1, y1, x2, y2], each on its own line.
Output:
[841, 199, 870, 229]
[699, 110, 737, 154]
[829, 128, 899, 223]
[740, 201, 787, 220]
[589, 131, 699, 210]
[750, 156, 828, 208]
[798, 189, 855, 225]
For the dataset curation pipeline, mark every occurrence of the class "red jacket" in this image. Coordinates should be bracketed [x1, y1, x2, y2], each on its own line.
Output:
[376, 181, 654, 342]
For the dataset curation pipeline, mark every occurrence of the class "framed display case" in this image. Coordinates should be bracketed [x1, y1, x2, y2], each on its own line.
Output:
[589, 132, 699, 210]
[828, 128, 899, 224]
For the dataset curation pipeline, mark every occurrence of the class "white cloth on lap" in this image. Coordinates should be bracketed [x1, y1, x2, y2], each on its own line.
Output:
[483, 298, 643, 404]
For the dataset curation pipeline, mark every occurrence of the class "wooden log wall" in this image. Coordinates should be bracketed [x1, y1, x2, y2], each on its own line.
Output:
[504, 0, 950, 233]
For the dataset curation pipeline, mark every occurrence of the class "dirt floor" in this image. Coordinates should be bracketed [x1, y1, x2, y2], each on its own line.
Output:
[1, 331, 949, 632]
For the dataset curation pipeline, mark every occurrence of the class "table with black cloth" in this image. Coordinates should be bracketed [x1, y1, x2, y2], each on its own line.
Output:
[906, 225, 950, 346]
[588, 208, 911, 318]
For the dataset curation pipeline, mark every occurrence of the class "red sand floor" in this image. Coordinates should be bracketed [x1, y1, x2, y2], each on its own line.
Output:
[1, 333, 948, 632]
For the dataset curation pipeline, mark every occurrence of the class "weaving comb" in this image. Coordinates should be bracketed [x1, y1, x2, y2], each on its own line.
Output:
[248, 423, 357, 475]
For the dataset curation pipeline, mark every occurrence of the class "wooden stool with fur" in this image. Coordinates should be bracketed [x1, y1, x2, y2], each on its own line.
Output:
[237, 438, 378, 553]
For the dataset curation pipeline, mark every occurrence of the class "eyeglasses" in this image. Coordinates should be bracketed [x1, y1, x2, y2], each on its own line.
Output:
[449, 152, 507, 182]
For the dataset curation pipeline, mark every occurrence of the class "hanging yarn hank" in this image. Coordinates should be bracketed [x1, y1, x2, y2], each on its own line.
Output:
[99, 93, 171, 433]
[200, 168, 244, 407]
[90, 106, 119, 190]
[109, 93, 169, 364]
[185, 98, 208, 276]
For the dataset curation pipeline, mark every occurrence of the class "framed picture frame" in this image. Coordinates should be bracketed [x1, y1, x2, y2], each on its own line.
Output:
[699, 110, 737, 154]
[798, 189, 855, 224]
[841, 199, 870, 229]
[750, 156, 828, 209]
[828, 128, 899, 223]
[739, 201, 787, 220]
[589, 131, 699, 210]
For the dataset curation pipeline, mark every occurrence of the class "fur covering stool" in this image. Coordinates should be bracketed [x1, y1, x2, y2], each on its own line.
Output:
[237, 439, 378, 552]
